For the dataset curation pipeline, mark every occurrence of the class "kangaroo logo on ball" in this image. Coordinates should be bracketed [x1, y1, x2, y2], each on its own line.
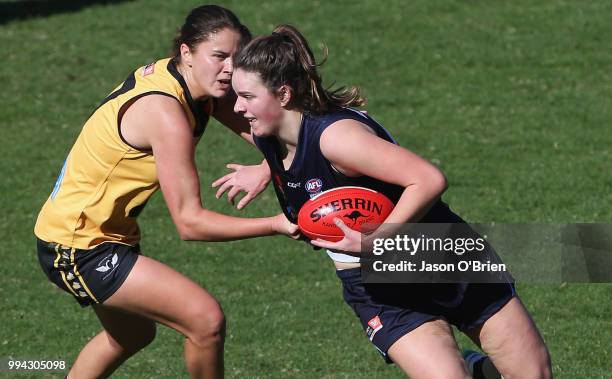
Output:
[343, 210, 368, 227]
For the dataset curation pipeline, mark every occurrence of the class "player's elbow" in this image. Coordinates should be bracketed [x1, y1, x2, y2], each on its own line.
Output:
[176, 226, 195, 241]
[174, 210, 215, 242]
[175, 221, 198, 241]
[422, 167, 448, 199]
[176, 223, 215, 242]
[431, 169, 448, 195]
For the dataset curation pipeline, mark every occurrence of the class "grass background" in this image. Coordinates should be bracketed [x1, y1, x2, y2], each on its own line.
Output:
[0, 0, 610, 377]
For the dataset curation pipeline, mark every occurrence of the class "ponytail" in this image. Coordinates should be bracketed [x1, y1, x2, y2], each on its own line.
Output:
[234, 24, 366, 114]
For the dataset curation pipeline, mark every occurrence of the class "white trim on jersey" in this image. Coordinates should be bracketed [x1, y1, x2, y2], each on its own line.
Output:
[326, 249, 361, 263]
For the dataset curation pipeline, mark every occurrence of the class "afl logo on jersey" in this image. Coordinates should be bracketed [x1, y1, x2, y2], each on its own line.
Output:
[305, 178, 323, 194]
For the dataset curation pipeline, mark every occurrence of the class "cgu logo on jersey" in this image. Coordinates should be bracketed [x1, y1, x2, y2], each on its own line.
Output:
[305, 178, 323, 195]
[287, 181, 301, 189]
[310, 196, 383, 226]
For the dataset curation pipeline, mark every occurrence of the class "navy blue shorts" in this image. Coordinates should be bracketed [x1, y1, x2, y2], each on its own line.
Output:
[337, 268, 516, 363]
[37, 238, 140, 307]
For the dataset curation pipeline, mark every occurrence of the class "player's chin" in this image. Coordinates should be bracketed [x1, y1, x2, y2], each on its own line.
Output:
[250, 124, 269, 137]
[251, 128, 264, 137]
[213, 83, 231, 97]
[214, 87, 231, 98]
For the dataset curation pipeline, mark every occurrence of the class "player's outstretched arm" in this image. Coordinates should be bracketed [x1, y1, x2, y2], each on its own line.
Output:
[123, 94, 297, 241]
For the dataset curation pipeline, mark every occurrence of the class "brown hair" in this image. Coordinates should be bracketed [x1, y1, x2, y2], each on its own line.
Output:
[234, 24, 366, 114]
[171, 5, 251, 60]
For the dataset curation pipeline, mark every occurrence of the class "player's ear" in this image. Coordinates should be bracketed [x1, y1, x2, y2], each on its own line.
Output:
[180, 43, 193, 67]
[277, 85, 292, 107]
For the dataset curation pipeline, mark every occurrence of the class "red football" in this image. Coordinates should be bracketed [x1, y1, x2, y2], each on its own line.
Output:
[297, 186, 395, 242]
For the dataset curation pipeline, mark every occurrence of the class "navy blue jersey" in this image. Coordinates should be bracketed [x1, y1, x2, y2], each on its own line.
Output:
[254, 107, 458, 224]
[254, 109, 516, 358]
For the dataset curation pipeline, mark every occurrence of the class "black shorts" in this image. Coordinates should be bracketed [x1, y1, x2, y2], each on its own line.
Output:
[37, 238, 140, 307]
[337, 268, 516, 363]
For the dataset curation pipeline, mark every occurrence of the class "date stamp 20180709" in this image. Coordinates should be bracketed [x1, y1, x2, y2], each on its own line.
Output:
[1, 357, 67, 373]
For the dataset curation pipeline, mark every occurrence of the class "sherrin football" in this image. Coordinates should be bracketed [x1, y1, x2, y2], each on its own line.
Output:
[297, 186, 394, 242]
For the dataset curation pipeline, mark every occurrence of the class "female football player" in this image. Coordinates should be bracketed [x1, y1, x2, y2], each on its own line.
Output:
[34, 6, 297, 379]
[220, 24, 552, 378]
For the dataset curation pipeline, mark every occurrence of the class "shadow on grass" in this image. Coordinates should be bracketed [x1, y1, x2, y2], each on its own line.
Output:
[0, 0, 135, 25]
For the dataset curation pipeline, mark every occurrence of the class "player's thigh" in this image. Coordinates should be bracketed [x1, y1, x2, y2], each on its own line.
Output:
[466, 297, 551, 379]
[102, 255, 225, 339]
[388, 319, 470, 379]
[92, 304, 157, 351]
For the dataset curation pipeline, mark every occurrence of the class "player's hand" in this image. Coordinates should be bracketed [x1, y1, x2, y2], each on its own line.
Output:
[272, 213, 301, 239]
[310, 218, 362, 253]
[212, 162, 271, 209]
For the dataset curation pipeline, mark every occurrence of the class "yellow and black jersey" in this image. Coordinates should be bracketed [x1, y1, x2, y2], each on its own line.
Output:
[35, 58, 214, 249]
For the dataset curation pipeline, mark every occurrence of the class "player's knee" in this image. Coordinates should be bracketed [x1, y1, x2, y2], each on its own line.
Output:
[437, 364, 471, 379]
[393, 355, 470, 379]
[409, 367, 470, 379]
[505, 345, 552, 379]
[525, 346, 552, 379]
[429, 371, 470, 379]
[184, 301, 226, 348]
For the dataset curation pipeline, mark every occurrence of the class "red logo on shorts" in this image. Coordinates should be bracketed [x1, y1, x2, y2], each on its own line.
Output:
[367, 315, 383, 341]
[368, 315, 382, 330]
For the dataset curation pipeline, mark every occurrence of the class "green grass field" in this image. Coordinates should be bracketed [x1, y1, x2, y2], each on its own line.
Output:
[1, 0, 610, 377]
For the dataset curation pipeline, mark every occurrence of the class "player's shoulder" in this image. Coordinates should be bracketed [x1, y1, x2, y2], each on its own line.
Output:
[310, 106, 363, 122]
[136, 58, 174, 80]
[134, 58, 184, 95]
[321, 111, 376, 139]
[305, 107, 367, 135]
[123, 92, 186, 133]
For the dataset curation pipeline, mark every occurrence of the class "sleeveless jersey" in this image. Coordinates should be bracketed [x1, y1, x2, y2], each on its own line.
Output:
[35, 58, 213, 249]
[254, 108, 460, 261]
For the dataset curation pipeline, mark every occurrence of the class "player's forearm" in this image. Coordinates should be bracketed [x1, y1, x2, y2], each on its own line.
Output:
[363, 174, 448, 248]
[175, 208, 278, 242]
[391, 178, 447, 224]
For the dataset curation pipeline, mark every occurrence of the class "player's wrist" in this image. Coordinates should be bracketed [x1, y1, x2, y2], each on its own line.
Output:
[259, 160, 271, 177]
[268, 214, 283, 235]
